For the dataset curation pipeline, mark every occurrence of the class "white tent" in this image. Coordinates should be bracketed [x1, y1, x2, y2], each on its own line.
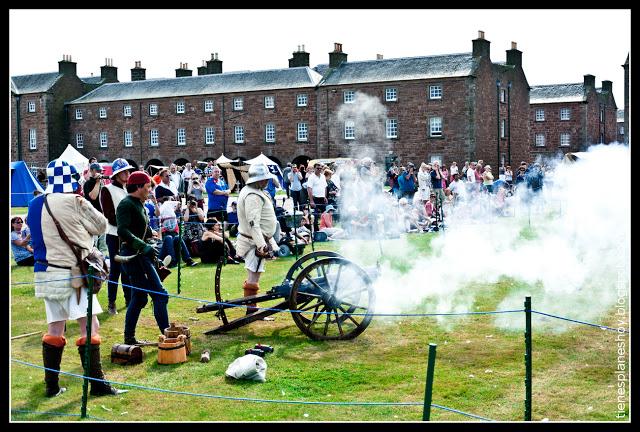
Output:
[57, 144, 89, 173]
[216, 154, 238, 164]
[245, 153, 284, 187]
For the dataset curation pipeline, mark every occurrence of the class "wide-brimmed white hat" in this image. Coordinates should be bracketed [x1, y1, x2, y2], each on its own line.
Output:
[247, 163, 276, 184]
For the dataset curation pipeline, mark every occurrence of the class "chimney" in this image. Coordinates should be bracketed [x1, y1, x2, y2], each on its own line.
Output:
[289, 44, 310, 68]
[131, 60, 146, 81]
[376, 54, 384, 60]
[506, 41, 522, 68]
[584, 74, 596, 89]
[58, 54, 77, 76]
[206, 52, 223, 74]
[329, 42, 348, 68]
[100, 58, 118, 83]
[472, 30, 491, 59]
[197, 60, 207, 76]
[601, 80, 613, 93]
[175, 62, 193, 77]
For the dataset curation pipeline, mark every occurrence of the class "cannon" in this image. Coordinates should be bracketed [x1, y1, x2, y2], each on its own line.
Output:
[196, 251, 376, 340]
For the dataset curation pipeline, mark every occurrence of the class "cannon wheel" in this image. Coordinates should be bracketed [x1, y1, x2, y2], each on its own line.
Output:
[289, 257, 375, 340]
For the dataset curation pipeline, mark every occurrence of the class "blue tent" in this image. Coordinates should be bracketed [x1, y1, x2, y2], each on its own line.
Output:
[11, 161, 44, 207]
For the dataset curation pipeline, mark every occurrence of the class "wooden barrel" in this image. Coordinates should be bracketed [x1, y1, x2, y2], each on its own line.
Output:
[157, 334, 187, 365]
[110, 343, 143, 365]
[164, 323, 192, 355]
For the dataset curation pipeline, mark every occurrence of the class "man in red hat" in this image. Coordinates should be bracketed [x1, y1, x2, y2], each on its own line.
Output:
[116, 171, 170, 345]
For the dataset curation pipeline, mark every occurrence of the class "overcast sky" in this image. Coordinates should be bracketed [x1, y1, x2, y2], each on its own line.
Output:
[9, 9, 630, 106]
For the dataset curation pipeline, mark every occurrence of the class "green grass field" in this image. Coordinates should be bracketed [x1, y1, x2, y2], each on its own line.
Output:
[10, 233, 628, 422]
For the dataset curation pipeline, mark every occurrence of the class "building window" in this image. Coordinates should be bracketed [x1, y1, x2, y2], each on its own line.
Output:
[124, 130, 133, 147]
[233, 97, 243, 111]
[501, 119, 507, 138]
[176, 101, 185, 114]
[177, 128, 186, 146]
[344, 90, 355, 104]
[297, 122, 308, 141]
[500, 88, 507, 103]
[100, 132, 108, 148]
[429, 117, 443, 137]
[296, 94, 308, 107]
[204, 100, 214, 112]
[264, 96, 275, 109]
[386, 119, 398, 138]
[76, 133, 84, 149]
[234, 126, 244, 144]
[535, 109, 545, 122]
[600, 132, 605, 144]
[344, 121, 355, 140]
[429, 84, 442, 100]
[28, 101, 36, 112]
[535, 133, 545, 147]
[99, 107, 107, 118]
[123, 105, 132, 117]
[560, 107, 570, 120]
[265, 124, 276, 143]
[600, 108, 604, 123]
[150, 129, 159, 146]
[385, 88, 397, 102]
[205, 127, 215, 145]
[75, 108, 83, 120]
[560, 133, 571, 147]
[29, 129, 37, 150]
[149, 103, 158, 116]
[619, 126, 625, 135]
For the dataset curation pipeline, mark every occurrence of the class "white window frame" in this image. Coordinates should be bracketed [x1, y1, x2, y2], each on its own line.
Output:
[234, 126, 245, 144]
[99, 107, 107, 118]
[600, 108, 604, 122]
[560, 133, 571, 147]
[264, 96, 275, 109]
[176, 101, 185, 114]
[429, 84, 443, 100]
[177, 128, 186, 146]
[386, 119, 398, 138]
[501, 119, 506, 138]
[204, 100, 214, 112]
[619, 126, 625, 135]
[344, 120, 355, 140]
[429, 117, 443, 137]
[75, 108, 83, 120]
[150, 129, 159, 147]
[100, 132, 108, 148]
[560, 107, 570, 120]
[76, 133, 84, 149]
[233, 97, 243, 111]
[535, 133, 545, 147]
[27, 101, 36, 112]
[265, 124, 276, 143]
[124, 130, 133, 147]
[297, 122, 308, 142]
[205, 127, 215, 145]
[500, 88, 507, 103]
[123, 105, 132, 117]
[296, 94, 308, 107]
[535, 109, 545, 122]
[149, 103, 158, 116]
[29, 128, 37, 150]
[344, 90, 355, 104]
[385, 88, 397, 102]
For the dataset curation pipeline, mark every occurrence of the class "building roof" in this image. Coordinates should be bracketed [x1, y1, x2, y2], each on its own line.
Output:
[69, 67, 323, 104]
[81, 76, 106, 85]
[317, 53, 479, 86]
[11, 72, 62, 95]
[529, 83, 585, 104]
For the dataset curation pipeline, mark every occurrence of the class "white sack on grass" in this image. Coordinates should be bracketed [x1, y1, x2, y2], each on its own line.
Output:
[225, 354, 267, 382]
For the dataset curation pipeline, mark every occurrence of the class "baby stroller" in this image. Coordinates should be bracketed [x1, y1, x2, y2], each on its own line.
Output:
[275, 208, 307, 257]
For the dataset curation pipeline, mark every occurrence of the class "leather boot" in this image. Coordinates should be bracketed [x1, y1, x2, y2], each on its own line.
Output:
[77, 336, 125, 396]
[42, 335, 67, 397]
[243, 281, 260, 314]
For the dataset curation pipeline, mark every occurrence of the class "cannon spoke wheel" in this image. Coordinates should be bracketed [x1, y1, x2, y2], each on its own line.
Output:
[289, 257, 375, 340]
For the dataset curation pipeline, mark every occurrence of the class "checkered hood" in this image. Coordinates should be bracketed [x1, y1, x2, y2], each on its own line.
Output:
[45, 159, 78, 193]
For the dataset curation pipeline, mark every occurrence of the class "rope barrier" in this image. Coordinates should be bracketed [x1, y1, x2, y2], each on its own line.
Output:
[431, 403, 494, 421]
[10, 409, 107, 421]
[531, 310, 628, 333]
[11, 275, 89, 285]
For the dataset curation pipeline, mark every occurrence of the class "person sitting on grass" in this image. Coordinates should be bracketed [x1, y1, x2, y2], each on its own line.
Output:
[11, 216, 34, 266]
[199, 218, 243, 264]
[319, 205, 345, 240]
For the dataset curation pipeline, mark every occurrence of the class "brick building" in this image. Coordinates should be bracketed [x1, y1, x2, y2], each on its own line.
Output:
[617, 109, 625, 143]
[529, 74, 618, 157]
[10, 56, 86, 170]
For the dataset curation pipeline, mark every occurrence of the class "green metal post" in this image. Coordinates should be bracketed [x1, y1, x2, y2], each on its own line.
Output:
[524, 296, 532, 421]
[80, 267, 95, 419]
[177, 221, 182, 294]
[422, 343, 438, 421]
[222, 219, 227, 265]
